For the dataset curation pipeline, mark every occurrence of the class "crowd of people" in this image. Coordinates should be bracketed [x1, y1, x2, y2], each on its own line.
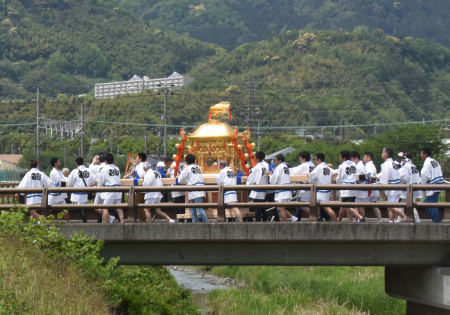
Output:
[248, 147, 443, 223]
[15, 147, 445, 223]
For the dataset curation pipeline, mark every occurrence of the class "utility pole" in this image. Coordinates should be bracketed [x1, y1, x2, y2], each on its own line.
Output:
[246, 80, 259, 127]
[80, 103, 85, 159]
[36, 87, 41, 169]
[11, 138, 13, 154]
[158, 78, 173, 158]
[63, 145, 66, 168]
[257, 121, 261, 151]
[109, 139, 112, 153]
[144, 131, 147, 154]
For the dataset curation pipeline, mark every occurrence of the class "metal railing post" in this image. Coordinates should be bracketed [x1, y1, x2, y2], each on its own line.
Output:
[405, 184, 414, 223]
[217, 184, 225, 222]
[309, 184, 318, 222]
[41, 187, 49, 216]
[127, 186, 136, 223]
[445, 187, 450, 220]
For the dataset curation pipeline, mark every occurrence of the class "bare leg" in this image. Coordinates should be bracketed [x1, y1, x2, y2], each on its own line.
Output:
[278, 207, 287, 221]
[357, 207, 365, 218]
[388, 207, 405, 219]
[155, 208, 172, 221]
[116, 208, 124, 223]
[102, 209, 110, 224]
[300, 207, 310, 216]
[30, 210, 40, 219]
[231, 207, 243, 222]
[345, 207, 363, 221]
[338, 207, 346, 221]
[372, 207, 382, 220]
[144, 208, 152, 222]
[323, 207, 338, 221]
[388, 209, 395, 221]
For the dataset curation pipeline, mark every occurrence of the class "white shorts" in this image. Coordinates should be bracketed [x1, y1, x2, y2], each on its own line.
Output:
[277, 199, 290, 203]
[94, 194, 104, 205]
[145, 198, 161, 204]
[49, 199, 66, 205]
[368, 196, 378, 203]
[300, 197, 310, 202]
[103, 199, 121, 205]
[77, 201, 86, 205]
[355, 197, 368, 203]
[387, 195, 399, 203]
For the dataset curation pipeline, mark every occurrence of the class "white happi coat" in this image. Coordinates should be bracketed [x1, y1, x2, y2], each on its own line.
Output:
[355, 160, 368, 199]
[135, 162, 146, 179]
[399, 160, 423, 199]
[377, 158, 400, 196]
[270, 162, 292, 201]
[216, 166, 238, 203]
[364, 160, 380, 198]
[290, 161, 315, 200]
[169, 161, 183, 198]
[308, 162, 332, 201]
[336, 160, 357, 198]
[89, 162, 106, 180]
[68, 165, 97, 203]
[143, 170, 163, 200]
[421, 156, 444, 196]
[18, 168, 55, 205]
[49, 167, 68, 204]
[178, 164, 206, 200]
[246, 162, 268, 200]
[97, 164, 122, 200]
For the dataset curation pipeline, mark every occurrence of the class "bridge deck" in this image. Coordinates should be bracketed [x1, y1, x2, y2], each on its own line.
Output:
[59, 223, 450, 266]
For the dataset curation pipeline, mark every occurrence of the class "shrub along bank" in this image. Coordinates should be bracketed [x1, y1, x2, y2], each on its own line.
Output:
[0, 207, 200, 315]
[207, 266, 405, 315]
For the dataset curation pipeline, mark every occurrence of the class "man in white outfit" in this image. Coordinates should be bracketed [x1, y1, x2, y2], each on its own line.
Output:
[90, 153, 113, 223]
[165, 157, 185, 219]
[363, 152, 383, 222]
[350, 151, 368, 222]
[49, 157, 70, 222]
[398, 152, 422, 222]
[290, 151, 315, 221]
[17, 159, 55, 219]
[266, 154, 296, 221]
[420, 147, 444, 223]
[68, 157, 97, 219]
[97, 153, 124, 223]
[143, 167, 175, 223]
[371, 147, 407, 222]
[216, 160, 243, 222]
[308, 153, 338, 221]
[246, 151, 269, 222]
[177, 154, 208, 222]
[336, 150, 363, 221]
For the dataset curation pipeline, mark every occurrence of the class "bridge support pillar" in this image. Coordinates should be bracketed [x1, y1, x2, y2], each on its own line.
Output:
[385, 266, 450, 314]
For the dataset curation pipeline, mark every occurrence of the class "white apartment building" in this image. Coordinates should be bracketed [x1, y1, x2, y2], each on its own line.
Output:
[94, 72, 195, 99]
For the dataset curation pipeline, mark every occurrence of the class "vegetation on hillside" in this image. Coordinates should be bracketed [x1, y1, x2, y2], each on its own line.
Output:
[116, 0, 450, 49]
[0, 0, 217, 98]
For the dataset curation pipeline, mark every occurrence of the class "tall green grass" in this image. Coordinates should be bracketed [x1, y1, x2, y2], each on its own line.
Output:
[208, 266, 405, 315]
[0, 206, 201, 315]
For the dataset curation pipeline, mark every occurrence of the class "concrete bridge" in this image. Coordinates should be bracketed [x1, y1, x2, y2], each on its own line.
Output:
[59, 222, 450, 314]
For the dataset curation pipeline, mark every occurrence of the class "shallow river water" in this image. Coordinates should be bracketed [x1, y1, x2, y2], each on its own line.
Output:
[168, 266, 234, 313]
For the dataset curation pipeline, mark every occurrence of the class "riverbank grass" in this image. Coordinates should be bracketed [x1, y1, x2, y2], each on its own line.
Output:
[208, 266, 405, 315]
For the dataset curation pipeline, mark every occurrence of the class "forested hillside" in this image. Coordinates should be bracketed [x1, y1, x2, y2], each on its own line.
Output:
[0, 0, 217, 98]
[116, 0, 450, 49]
[2, 29, 450, 135]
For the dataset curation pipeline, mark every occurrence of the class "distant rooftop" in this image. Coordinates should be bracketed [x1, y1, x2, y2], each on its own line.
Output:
[265, 147, 296, 161]
[0, 154, 23, 164]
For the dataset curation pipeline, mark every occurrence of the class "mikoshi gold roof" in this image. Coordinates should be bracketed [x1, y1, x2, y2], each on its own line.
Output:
[187, 118, 236, 141]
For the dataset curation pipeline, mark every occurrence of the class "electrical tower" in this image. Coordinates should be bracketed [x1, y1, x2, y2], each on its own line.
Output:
[246, 80, 259, 127]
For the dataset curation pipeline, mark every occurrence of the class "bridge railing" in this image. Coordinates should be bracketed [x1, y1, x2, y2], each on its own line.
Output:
[0, 184, 448, 223]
